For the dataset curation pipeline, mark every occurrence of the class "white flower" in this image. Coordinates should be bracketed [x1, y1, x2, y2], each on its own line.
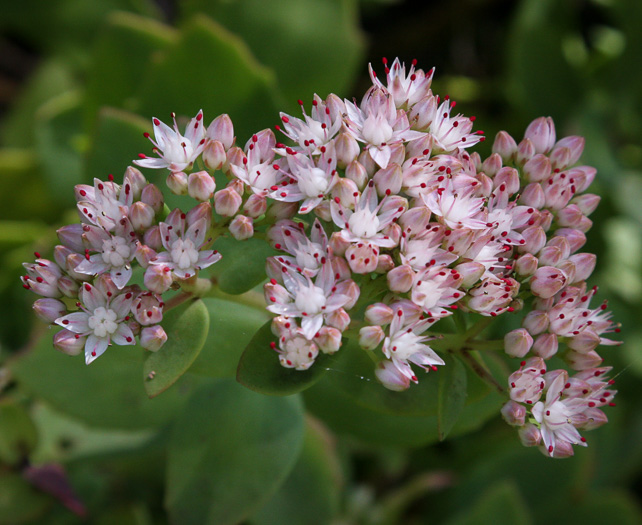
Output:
[369, 57, 434, 109]
[422, 178, 486, 230]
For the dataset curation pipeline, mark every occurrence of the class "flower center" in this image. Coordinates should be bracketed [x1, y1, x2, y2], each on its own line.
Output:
[294, 284, 327, 315]
[295, 242, 323, 271]
[102, 237, 131, 267]
[348, 208, 380, 239]
[88, 306, 118, 338]
[298, 168, 329, 197]
[362, 113, 393, 146]
[170, 238, 199, 269]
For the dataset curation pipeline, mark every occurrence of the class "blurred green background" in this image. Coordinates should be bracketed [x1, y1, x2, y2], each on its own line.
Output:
[0, 0, 641, 523]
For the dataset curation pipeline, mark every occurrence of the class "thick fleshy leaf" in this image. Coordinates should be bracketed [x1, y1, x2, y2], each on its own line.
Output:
[438, 353, 468, 441]
[250, 420, 342, 525]
[0, 401, 38, 466]
[209, 236, 277, 295]
[143, 299, 209, 398]
[236, 320, 337, 396]
[188, 297, 270, 378]
[10, 329, 206, 430]
[166, 379, 304, 525]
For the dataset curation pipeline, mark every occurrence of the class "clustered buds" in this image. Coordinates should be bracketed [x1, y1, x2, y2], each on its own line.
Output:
[23, 58, 621, 459]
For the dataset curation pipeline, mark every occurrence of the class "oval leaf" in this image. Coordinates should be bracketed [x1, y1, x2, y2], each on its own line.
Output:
[438, 353, 468, 441]
[236, 320, 336, 396]
[143, 299, 209, 398]
[166, 379, 304, 525]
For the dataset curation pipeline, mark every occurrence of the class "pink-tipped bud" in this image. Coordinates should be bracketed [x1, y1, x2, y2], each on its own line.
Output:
[404, 133, 433, 159]
[166, 171, 188, 195]
[539, 209, 554, 231]
[65, 253, 90, 281]
[328, 232, 350, 257]
[375, 359, 411, 391]
[518, 226, 547, 254]
[537, 245, 563, 267]
[577, 216, 593, 233]
[501, 400, 527, 427]
[125, 166, 147, 198]
[387, 264, 414, 293]
[359, 325, 385, 350]
[567, 329, 600, 353]
[358, 149, 377, 177]
[568, 253, 596, 283]
[334, 132, 360, 168]
[519, 183, 546, 209]
[133, 293, 164, 326]
[504, 328, 534, 358]
[54, 245, 74, 271]
[56, 224, 84, 252]
[345, 160, 368, 189]
[514, 254, 539, 276]
[188, 171, 216, 202]
[331, 178, 360, 208]
[494, 167, 520, 195]
[53, 329, 85, 356]
[519, 423, 542, 447]
[316, 326, 342, 354]
[140, 325, 168, 352]
[532, 333, 559, 359]
[398, 206, 431, 232]
[373, 163, 402, 197]
[578, 407, 608, 431]
[550, 135, 584, 169]
[388, 143, 406, 167]
[266, 201, 298, 221]
[243, 194, 267, 218]
[557, 204, 584, 228]
[206, 113, 235, 149]
[186, 202, 212, 230]
[530, 266, 567, 299]
[143, 225, 163, 252]
[326, 308, 351, 332]
[409, 94, 438, 130]
[313, 200, 332, 222]
[229, 215, 254, 240]
[524, 117, 556, 154]
[516, 138, 536, 165]
[144, 265, 173, 294]
[523, 154, 552, 183]
[57, 276, 79, 298]
[129, 201, 155, 232]
[335, 279, 360, 310]
[214, 187, 242, 217]
[135, 243, 157, 268]
[482, 153, 503, 177]
[492, 130, 518, 162]
[224, 146, 245, 175]
[569, 166, 597, 193]
[203, 140, 227, 170]
[554, 228, 586, 253]
[570, 193, 600, 216]
[365, 302, 394, 325]
[566, 349, 603, 370]
[375, 254, 394, 273]
[33, 298, 67, 323]
[346, 242, 379, 274]
[453, 262, 485, 288]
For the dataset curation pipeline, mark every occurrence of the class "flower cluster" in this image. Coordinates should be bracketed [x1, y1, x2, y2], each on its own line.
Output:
[23, 57, 620, 457]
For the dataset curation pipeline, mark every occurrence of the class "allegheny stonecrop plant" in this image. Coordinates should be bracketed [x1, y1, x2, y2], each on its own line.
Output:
[22, 58, 620, 458]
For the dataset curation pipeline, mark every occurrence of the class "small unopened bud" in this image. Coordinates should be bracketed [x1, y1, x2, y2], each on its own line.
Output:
[519, 183, 546, 209]
[550, 135, 584, 169]
[313, 200, 331, 222]
[566, 349, 603, 370]
[334, 132, 360, 168]
[206, 113, 235, 149]
[346, 242, 379, 274]
[579, 407, 608, 431]
[387, 264, 414, 293]
[345, 160, 368, 189]
[570, 193, 600, 216]
[203, 140, 227, 170]
[358, 149, 377, 177]
[518, 226, 546, 254]
[316, 326, 342, 354]
[187, 202, 213, 229]
[141, 183, 164, 214]
[266, 201, 298, 221]
[57, 224, 84, 252]
[501, 400, 527, 427]
[567, 329, 600, 353]
[331, 178, 359, 208]
[359, 325, 385, 351]
[482, 153, 503, 177]
[524, 116, 556, 154]
[504, 328, 533, 358]
[125, 166, 147, 198]
[516, 138, 536, 165]
[33, 298, 67, 323]
[410, 95, 438, 130]
[53, 329, 84, 356]
[129, 201, 155, 232]
[373, 163, 402, 197]
[140, 325, 168, 352]
[57, 276, 79, 297]
[144, 265, 173, 294]
[326, 308, 350, 332]
[453, 262, 485, 288]
[568, 253, 596, 283]
[243, 194, 267, 218]
[375, 360, 410, 391]
[523, 309, 548, 335]
[133, 293, 164, 326]
[537, 245, 563, 267]
[329, 232, 350, 257]
[530, 266, 567, 299]
[229, 215, 254, 240]
[532, 333, 559, 359]
[143, 225, 163, 252]
[519, 423, 542, 447]
[188, 171, 216, 202]
[494, 167, 520, 195]
[514, 254, 538, 276]
[492, 130, 517, 162]
[523, 154, 552, 183]
[166, 171, 188, 195]
[335, 279, 360, 309]
[365, 303, 394, 325]
[214, 187, 242, 217]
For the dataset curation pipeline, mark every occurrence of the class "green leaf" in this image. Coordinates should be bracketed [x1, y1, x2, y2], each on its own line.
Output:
[166, 379, 305, 525]
[236, 320, 337, 396]
[179, 0, 364, 110]
[143, 299, 209, 398]
[209, 236, 277, 295]
[0, 473, 51, 525]
[85, 107, 152, 181]
[0, 401, 38, 466]
[438, 353, 468, 441]
[10, 330, 206, 430]
[188, 297, 270, 378]
[444, 480, 532, 525]
[250, 420, 342, 525]
[136, 15, 281, 141]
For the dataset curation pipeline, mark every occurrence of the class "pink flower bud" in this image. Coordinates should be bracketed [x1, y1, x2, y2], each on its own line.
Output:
[243, 194, 267, 218]
[326, 307, 351, 332]
[516, 138, 536, 165]
[187, 202, 212, 230]
[566, 349, 603, 370]
[519, 183, 546, 209]
[53, 245, 73, 271]
[53, 329, 85, 356]
[346, 242, 379, 274]
[266, 201, 298, 221]
[334, 132, 360, 168]
[143, 225, 163, 251]
[365, 303, 394, 325]
[64, 253, 90, 281]
[568, 253, 595, 282]
[375, 359, 410, 391]
[518, 226, 546, 254]
[206, 113, 235, 149]
[577, 216, 592, 233]
[129, 201, 156, 232]
[125, 166, 147, 198]
[57, 276, 79, 298]
[522, 310, 549, 335]
[530, 266, 567, 298]
[229, 215, 254, 240]
[203, 140, 227, 170]
[504, 328, 533, 358]
[567, 329, 600, 353]
[335, 279, 360, 309]
[359, 325, 385, 350]
[329, 232, 350, 257]
[358, 149, 377, 177]
[492, 130, 517, 162]
[481, 153, 503, 177]
[140, 325, 168, 352]
[166, 171, 188, 195]
[409, 94, 438, 130]
[313, 200, 332, 222]
[144, 265, 173, 294]
[501, 400, 527, 426]
[375, 254, 395, 273]
[570, 193, 600, 216]
[578, 407, 608, 431]
[33, 298, 67, 323]
[537, 245, 563, 267]
[133, 292, 164, 326]
[399, 206, 431, 233]
[557, 204, 584, 228]
[141, 183, 164, 214]
[345, 160, 368, 189]
[523, 154, 552, 183]
[315, 326, 342, 354]
[57, 224, 84, 252]
[514, 254, 538, 276]
[509, 358, 545, 403]
[187, 171, 216, 202]
[373, 163, 402, 197]
[519, 423, 542, 447]
[453, 262, 485, 288]
[524, 116, 556, 154]
[570, 166, 597, 193]
[214, 187, 243, 217]
[494, 167, 520, 195]
[532, 333, 559, 359]
[550, 135, 584, 169]
[135, 243, 157, 268]
[405, 133, 433, 159]
[224, 146, 245, 175]
[387, 264, 414, 293]
[331, 178, 360, 208]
